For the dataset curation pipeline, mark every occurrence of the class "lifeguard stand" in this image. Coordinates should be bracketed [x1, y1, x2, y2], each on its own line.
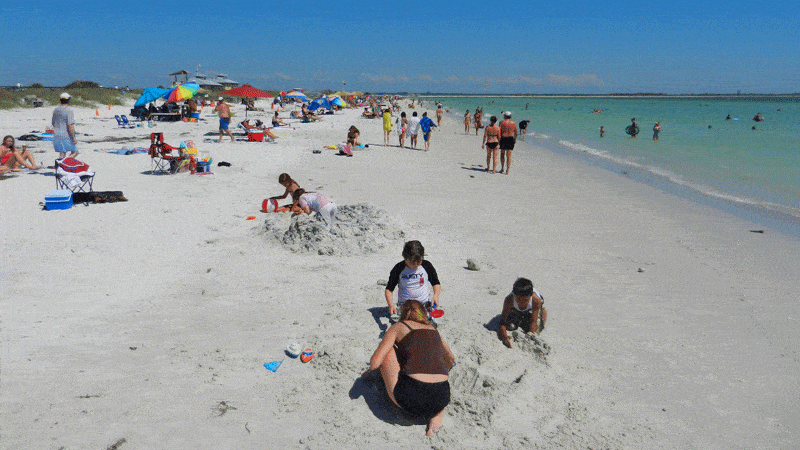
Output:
[169, 70, 189, 87]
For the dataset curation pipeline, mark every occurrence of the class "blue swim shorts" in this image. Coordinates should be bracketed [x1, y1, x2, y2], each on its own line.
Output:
[219, 118, 231, 130]
[53, 138, 77, 154]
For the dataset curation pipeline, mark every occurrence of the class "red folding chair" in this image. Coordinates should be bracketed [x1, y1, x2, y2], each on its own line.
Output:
[148, 132, 183, 174]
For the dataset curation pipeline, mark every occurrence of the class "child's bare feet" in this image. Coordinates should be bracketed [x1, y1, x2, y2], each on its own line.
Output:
[426, 414, 443, 436]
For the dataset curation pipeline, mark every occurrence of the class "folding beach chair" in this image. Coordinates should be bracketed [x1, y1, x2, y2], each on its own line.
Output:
[55, 158, 94, 193]
[148, 132, 184, 174]
[114, 115, 125, 127]
[121, 115, 134, 128]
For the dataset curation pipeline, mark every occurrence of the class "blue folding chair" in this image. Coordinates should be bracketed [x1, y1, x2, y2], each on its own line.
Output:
[114, 115, 125, 127]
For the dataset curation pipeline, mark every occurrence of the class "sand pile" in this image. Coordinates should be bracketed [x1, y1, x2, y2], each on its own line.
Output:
[259, 203, 405, 255]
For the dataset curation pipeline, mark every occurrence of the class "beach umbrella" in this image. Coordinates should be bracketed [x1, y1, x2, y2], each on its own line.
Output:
[134, 87, 170, 107]
[285, 90, 309, 102]
[219, 84, 273, 117]
[219, 84, 273, 99]
[307, 97, 332, 111]
[328, 96, 346, 107]
[163, 82, 200, 102]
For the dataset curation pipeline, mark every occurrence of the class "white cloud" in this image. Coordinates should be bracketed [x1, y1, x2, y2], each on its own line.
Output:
[275, 72, 292, 80]
[547, 74, 608, 87]
[360, 73, 396, 82]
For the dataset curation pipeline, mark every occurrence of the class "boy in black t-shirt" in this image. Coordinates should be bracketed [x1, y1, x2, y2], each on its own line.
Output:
[385, 241, 441, 317]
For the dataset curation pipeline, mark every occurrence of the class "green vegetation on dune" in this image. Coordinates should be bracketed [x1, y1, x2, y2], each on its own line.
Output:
[0, 81, 139, 110]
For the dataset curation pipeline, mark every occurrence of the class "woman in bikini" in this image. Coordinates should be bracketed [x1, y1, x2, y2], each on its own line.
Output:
[481, 116, 500, 174]
[370, 300, 456, 436]
[1, 135, 39, 174]
[464, 110, 471, 134]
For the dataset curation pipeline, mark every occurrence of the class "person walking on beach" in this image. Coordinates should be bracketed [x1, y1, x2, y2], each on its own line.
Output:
[436, 104, 443, 127]
[214, 97, 235, 143]
[499, 111, 517, 175]
[396, 112, 407, 148]
[382, 108, 393, 146]
[407, 111, 421, 149]
[474, 108, 483, 135]
[653, 122, 661, 141]
[482, 116, 500, 174]
[419, 112, 437, 152]
[51, 92, 79, 160]
[464, 110, 471, 134]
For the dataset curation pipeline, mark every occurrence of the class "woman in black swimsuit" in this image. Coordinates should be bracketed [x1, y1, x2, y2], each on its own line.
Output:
[482, 116, 500, 174]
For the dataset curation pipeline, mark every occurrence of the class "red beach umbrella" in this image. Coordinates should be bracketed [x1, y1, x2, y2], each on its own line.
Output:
[219, 84, 273, 117]
[219, 84, 273, 98]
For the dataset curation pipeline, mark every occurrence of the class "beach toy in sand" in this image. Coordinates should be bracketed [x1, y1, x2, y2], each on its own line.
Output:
[95, 109, 99, 116]
[246, 216, 256, 220]
[300, 348, 314, 363]
[286, 343, 302, 358]
[262, 198, 278, 213]
[264, 360, 283, 372]
[389, 313, 400, 323]
[430, 308, 444, 319]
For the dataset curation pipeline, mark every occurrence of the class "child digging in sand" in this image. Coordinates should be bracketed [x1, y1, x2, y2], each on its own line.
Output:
[263, 173, 299, 212]
[498, 277, 547, 348]
[385, 241, 441, 318]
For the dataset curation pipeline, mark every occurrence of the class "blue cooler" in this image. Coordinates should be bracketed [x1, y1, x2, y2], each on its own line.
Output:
[45, 190, 73, 210]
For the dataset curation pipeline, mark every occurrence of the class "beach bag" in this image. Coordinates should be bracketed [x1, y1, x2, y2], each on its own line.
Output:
[58, 157, 90, 173]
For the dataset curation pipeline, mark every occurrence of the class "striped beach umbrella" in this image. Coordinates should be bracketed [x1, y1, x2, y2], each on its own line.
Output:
[163, 82, 200, 102]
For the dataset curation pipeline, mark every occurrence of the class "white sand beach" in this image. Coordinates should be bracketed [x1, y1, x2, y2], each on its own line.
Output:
[2, 100, 799, 449]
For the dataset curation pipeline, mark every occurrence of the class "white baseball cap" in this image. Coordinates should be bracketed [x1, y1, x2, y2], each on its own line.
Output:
[60, 92, 71, 100]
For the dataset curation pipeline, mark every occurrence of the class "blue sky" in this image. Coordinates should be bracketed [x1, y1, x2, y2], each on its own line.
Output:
[2, 0, 798, 94]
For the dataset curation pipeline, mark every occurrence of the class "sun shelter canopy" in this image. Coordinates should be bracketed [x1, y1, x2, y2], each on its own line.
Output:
[219, 84, 273, 98]
[134, 87, 170, 107]
[308, 97, 332, 111]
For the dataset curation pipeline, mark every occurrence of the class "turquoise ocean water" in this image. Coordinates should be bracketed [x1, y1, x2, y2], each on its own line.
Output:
[425, 96, 800, 234]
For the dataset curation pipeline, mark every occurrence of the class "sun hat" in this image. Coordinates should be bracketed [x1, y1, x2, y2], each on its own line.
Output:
[503, 111, 512, 117]
[218, 96, 224, 101]
[60, 92, 71, 100]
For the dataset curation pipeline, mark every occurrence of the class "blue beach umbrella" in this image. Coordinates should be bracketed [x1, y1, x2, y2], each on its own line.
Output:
[307, 97, 332, 111]
[134, 87, 170, 107]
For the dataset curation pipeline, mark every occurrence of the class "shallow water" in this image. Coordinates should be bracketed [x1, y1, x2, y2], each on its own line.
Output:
[427, 95, 800, 234]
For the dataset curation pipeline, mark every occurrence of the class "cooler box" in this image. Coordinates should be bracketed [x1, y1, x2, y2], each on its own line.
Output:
[45, 190, 73, 210]
[247, 131, 264, 142]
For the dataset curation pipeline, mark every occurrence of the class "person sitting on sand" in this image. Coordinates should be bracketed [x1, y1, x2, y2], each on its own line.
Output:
[301, 104, 321, 122]
[1, 135, 39, 173]
[370, 300, 456, 436]
[497, 277, 548, 348]
[290, 110, 302, 119]
[291, 188, 337, 227]
[347, 126, 361, 147]
[385, 240, 441, 317]
[241, 120, 278, 139]
[272, 111, 288, 127]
